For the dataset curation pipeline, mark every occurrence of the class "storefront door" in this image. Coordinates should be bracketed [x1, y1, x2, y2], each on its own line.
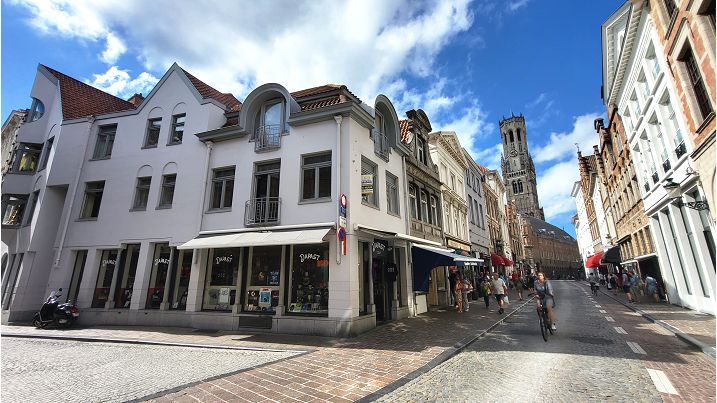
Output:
[372, 240, 393, 323]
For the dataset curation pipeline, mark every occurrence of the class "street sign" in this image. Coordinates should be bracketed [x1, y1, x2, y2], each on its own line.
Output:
[339, 193, 347, 217]
[338, 227, 346, 241]
[339, 216, 347, 228]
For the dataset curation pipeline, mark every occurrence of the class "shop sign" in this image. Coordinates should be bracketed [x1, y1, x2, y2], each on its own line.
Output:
[102, 259, 116, 267]
[299, 253, 321, 263]
[446, 238, 470, 250]
[215, 255, 233, 265]
[154, 257, 170, 266]
[361, 175, 374, 195]
[218, 287, 230, 304]
[372, 240, 389, 258]
[259, 288, 272, 307]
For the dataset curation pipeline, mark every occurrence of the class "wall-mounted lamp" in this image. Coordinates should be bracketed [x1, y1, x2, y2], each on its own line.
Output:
[663, 178, 709, 211]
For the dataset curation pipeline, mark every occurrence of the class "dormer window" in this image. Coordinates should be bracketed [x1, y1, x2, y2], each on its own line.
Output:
[254, 99, 286, 152]
[417, 137, 426, 164]
[29, 98, 45, 122]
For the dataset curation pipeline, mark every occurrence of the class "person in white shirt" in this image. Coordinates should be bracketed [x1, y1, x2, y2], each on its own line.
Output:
[490, 273, 507, 314]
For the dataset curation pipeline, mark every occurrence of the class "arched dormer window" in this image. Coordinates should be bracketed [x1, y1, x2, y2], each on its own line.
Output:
[253, 98, 286, 151]
[29, 98, 45, 122]
[373, 95, 399, 161]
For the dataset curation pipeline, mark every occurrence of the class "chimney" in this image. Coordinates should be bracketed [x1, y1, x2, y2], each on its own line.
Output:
[127, 93, 144, 106]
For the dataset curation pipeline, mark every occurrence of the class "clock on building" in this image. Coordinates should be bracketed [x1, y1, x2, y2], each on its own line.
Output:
[510, 148, 517, 157]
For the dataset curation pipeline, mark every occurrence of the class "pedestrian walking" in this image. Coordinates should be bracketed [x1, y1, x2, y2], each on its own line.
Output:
[461, 275, 473, 312]
[606, 273, 613, 292]
[609, 274, 618, 295]
[513, 275, 525, 300]
[490, 272, 507, 314]
[454, 273, 464, 313]
[480, 277, 492, 309]
[621, 270, 635, 303]
[644, 274, 659, 303]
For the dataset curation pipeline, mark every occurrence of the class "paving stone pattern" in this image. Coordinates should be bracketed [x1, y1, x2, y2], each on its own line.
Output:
[377, 281, 664, 402]
[0, 338, 298, 403]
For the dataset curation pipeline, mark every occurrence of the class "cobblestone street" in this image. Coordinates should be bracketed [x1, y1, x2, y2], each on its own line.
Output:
[1, 282, 714, 402]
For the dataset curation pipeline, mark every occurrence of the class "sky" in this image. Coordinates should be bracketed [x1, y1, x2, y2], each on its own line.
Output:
[1, 0, 625, 237]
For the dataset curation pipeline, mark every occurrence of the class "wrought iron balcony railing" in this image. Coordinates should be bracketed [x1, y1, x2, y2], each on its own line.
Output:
[245, 197, 281, 226]
[254, 124, 281, 152]
[662, 159, 671, 173]
[675, 141, 686, 158]
[651, 171, 659, 184]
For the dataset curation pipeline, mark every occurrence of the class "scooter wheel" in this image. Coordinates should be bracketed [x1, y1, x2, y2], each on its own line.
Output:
[32, 314, 43, 329]
[60, 318, 74, 329]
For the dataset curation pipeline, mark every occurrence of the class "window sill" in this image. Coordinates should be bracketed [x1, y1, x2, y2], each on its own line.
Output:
[206, 207, 232, 214]
[387, 211, 401, 218]
[8, 171, 35, 175]
[361, 202, 380, 210]
[696, 112, 715, 135]
[77, 217, 98, 222]
[141, 145, 158, 150]
[1, 224, 21, 229]
[156, 205, 173, 210]
[298, 198, 332, 205]
[89, 156, 111, 161]
[167, 141, 183, 146]
[129, 207, 147, 212]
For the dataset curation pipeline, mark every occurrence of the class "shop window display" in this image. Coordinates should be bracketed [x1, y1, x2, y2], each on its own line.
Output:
[203, 248, 240, 311]
[288, 244, 329, 314]
[245, 246, 282, 313]
[92, 250, 118, 308]
[146, 243, 171, 309]
[115, 244, 140, 308]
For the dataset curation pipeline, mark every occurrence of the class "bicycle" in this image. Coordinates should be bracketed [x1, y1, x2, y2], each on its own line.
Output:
[530, 293, 554, 342]
[590, 282, 598, 296]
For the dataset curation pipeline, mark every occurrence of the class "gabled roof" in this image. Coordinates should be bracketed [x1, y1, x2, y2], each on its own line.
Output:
[524, 216, 576, 242]
[476, 163, 489, 174]
[180, 68, 242, 112]
[42, 65, 136, 120]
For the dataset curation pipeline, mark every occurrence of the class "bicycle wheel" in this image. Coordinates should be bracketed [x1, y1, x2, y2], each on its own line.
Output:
[539, 312, 548, 342]
[547, 312, 555, 335]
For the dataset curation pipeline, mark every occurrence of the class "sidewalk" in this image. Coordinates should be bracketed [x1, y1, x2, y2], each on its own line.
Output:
[586, 281, 716, 357]
[2, 288, 530, 402]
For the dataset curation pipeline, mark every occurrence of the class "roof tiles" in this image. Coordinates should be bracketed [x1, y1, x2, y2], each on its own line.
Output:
[181, 68, 242, 112]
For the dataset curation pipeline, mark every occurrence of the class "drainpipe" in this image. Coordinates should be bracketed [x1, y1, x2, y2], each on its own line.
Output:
[401, 154, 416, 314]
[54, 116, 96, 268]
[193, 141, 213, 264]
[334, 115, 342, 264]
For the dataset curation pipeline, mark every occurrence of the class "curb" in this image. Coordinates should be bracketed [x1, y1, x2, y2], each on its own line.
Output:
[581, 282, 716, 359]
[357, 296, 536, 402]
[0, 332, 310, 354]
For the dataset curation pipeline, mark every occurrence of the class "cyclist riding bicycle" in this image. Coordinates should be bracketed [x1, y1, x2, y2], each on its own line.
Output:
[588, 272, 598, 293]
[534, 272, 557, 331]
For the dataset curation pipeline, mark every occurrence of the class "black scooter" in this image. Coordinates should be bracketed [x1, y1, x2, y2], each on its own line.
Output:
[33, 288, 79, 329]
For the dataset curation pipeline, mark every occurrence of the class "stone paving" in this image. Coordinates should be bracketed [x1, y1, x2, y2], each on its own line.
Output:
[593, 281, 716, 350]
[0, 337, 299, 403]
[2, 281, 714, 402]
[377, 281, 665, 402]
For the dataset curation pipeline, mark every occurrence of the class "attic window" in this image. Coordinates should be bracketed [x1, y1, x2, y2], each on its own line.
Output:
[29, 98, 45, 122]
[254, 99, 286, 151]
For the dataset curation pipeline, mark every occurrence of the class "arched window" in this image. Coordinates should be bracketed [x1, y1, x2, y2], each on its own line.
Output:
[512, 181, 518, 194]
[29, 98, 45, 122]
[518, 180, 524, 193]
[516, 128, 521, 142]
[509, 130, 514, 142]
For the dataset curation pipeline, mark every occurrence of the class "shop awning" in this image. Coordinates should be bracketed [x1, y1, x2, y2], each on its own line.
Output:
[602, 246, 622, 265]
[411, 244, 483, 292]
[178, 227, 332, 250]
[354, 224, 443, 247]
[585, 252, 604, 268]
[490, 253, 505, 266]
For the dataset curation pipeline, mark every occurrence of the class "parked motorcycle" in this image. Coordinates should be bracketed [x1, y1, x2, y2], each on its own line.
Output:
[32, 288, 79, 329]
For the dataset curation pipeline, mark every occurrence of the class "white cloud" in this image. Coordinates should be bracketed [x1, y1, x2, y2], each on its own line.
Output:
[532, 113, 602, 164]
[438, 102, 495, 157]
[88, 66, 159, 99]
[471, 143, 503, 171]
[101, 32, 127, 64]
[507, 0, 531, 12]
[536, 160, 580, 220]
[12, 0, 475, 106]
[526, 93, 547, 109]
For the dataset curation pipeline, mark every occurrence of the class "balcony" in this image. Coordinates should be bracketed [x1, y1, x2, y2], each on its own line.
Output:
[675, 141, 686, 158]
[245, 197, 281, 226]
[254, 125, 281, 152]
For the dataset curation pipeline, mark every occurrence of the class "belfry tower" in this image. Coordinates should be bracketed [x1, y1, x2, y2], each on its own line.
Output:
[500, 113, 545, 220]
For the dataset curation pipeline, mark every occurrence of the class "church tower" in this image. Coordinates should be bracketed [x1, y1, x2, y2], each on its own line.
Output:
[500, 114, 545, 220]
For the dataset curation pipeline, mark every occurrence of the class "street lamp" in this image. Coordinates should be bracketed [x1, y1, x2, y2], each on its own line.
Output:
[663, 178, 709, 211]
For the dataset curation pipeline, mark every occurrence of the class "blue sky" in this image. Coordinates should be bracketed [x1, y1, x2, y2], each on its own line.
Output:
[2, 0, 624, 236]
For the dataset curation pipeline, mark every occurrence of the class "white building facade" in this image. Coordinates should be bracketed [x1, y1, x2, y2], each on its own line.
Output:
[604, 2, 716, 314]
[571, 181, 594, 277]
[2, 64, 485, 335]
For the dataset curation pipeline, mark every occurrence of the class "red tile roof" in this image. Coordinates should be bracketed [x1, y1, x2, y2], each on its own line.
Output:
[291, 84, 343, 99]
[399, 119, 411, 143]
[476, 163, 489, 174]
[43, 65, 136, 120]
[181, 68, 242, 112]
